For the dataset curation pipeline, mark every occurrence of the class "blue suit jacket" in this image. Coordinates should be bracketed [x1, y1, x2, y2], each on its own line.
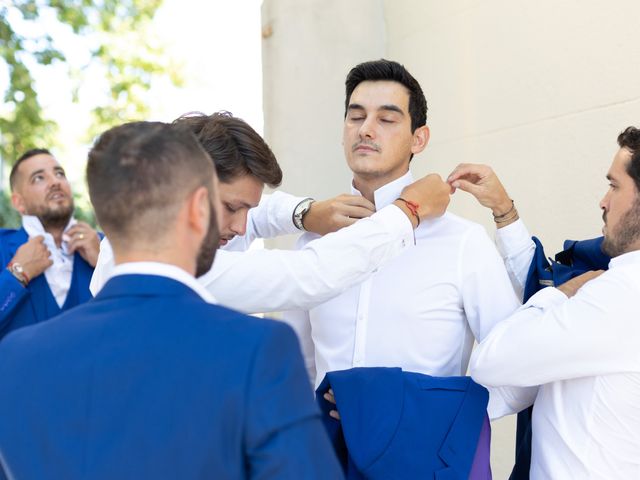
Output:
[316, 368, 490, 480]
[0, 274, 343, 480]
[0, 227, 95, 338]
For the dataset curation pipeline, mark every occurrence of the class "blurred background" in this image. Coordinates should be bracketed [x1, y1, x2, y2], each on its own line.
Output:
[3, 0, 640, 476]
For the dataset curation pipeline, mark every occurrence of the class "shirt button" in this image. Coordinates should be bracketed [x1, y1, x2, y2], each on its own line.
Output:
[401, 239, 406, 247]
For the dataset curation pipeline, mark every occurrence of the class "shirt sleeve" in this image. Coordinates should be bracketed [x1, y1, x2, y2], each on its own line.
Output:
[470, 268, 640, 388]
[224, 191, 304, 251]
[459, 225, 522, 342]
[487, 385, 539, 420]
[494, 219, 536, 300]
[199, 204, 414, 314]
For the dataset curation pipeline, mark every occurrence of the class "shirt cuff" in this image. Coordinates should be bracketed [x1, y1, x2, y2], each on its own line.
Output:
[373, 204, 415, 251]
[495, 218, 532, 257]
[522, 286, 567, 310]
[266, 191, 307, 235]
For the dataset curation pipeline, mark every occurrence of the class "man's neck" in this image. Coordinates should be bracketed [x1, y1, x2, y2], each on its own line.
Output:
[352, 170, 410, 204]
[43, 225, 65, 248]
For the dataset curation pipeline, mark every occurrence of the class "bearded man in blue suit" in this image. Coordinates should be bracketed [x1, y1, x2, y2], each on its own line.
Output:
[0, 149, 100, 338]
[0, 121, 343, 479]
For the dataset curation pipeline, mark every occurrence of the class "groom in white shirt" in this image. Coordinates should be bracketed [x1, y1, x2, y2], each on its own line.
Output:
[284, 59, 519, 395]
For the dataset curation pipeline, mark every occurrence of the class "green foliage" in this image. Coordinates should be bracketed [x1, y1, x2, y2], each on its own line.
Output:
[0, 0, 179, 165]
[0, 191, 20, 228]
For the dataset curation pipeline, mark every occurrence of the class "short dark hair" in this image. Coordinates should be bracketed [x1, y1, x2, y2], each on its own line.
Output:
[9, 148, 53, 191]
[86, 121, 214, 243]
[344, 59, 427, 132]
[618, 126, 640, 192]
[172, 111, 282, 188]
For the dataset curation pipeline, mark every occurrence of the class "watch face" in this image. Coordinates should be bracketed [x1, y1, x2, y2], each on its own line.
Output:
[12, 263, 23, 274]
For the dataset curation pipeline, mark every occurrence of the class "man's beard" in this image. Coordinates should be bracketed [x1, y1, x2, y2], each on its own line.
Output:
[31, 200, 74, 231]
[195, 199, 221, 278]
[602, 196, 640, 257]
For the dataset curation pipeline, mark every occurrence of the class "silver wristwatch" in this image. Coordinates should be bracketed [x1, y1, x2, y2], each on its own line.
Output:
[8, 262, 28, 286]
[292, 197, 315, 231]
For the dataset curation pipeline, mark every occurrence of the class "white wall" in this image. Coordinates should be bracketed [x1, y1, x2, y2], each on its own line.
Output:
[261, 1, 640, 476]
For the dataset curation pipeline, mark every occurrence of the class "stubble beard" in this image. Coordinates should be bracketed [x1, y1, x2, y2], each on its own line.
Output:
[33, 200, 75, 231]
[195, 199, 221, 278]
[602, 196, 640, 257]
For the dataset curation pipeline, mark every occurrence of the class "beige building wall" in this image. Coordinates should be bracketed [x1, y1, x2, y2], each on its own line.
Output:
[261, 0, 640, 477]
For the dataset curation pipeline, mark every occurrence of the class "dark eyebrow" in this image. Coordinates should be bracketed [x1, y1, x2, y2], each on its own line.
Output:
[227, 200, 255, 210]
[379, 104, 404, 115]
[347, 103, 404, 116]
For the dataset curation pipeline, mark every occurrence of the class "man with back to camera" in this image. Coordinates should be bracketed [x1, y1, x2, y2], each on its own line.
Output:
[0, 148, 100, 339]
[91, 111, 454, 314]
[0, 121, 346, 479]
[465, 127, 640, 478]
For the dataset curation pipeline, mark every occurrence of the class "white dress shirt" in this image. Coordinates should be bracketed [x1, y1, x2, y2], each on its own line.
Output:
[285, 171, 521, 390]
[22, 215, 77, 307]
[471, 250, 640, 479]
[90, 191, 415, 314]
[494, 219, 536, 300]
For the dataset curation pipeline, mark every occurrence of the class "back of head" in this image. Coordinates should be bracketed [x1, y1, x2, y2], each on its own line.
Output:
[618, 126, 640, 192]
[86, 121, 214, 247]
[344, 59, 427, 132]
[173, 111, 282, 187]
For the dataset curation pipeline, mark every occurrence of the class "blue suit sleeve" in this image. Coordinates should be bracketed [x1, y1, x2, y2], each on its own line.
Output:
[244, 321, 344, 480]
[0, 269, 29, 335]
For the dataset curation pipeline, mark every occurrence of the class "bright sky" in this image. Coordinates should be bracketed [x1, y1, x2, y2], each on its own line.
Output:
[2, 0, 264, 187]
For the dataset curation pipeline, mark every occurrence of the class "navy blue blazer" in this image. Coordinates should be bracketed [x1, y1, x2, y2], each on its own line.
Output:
[0, 227, 95, 338]
[316, 368, 490, 479]
[0, 274, 343, 480]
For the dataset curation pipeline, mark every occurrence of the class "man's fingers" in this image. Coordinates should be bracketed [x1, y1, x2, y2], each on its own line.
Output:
[340, 204, 375, 220]
[447, 163, 487, 183]
[324, 389, 340, 420]
[449, 178, 483, 196]
[323, 389, 336, 404]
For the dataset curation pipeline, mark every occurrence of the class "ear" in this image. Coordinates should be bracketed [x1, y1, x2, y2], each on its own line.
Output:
[411, 125, 430, 156]
[186, 186, 210, 238]
[11, 192, 27, 215]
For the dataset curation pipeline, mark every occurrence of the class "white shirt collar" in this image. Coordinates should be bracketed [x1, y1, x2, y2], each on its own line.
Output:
[111, 262, 218, 304]
[350, 171, 414, 210]
[608, 249, 640, 269]
[22, 215, 76, 254]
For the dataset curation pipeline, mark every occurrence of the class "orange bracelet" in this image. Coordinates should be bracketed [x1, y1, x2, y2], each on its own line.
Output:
[396, 197, 420, 227]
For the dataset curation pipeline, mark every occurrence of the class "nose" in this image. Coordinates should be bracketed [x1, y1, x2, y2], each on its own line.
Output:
[230, 212, 248, 237]
[358, 116, 376, 140]
[599, 189, 610, 211]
